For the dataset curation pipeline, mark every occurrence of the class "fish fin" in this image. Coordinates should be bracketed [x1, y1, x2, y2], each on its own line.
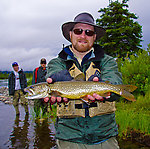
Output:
[101, 92, 111, 97]
[51, 91, 61, 97]
[105, 81, 110, 84]
[119, 89, 136, 101]
[81, 96, 90, 105]
[73, 73, 85, 81]
[117, 85, 137, 92]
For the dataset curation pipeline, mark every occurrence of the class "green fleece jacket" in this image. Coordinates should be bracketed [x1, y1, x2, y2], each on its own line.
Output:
[46, 44, 122, 144]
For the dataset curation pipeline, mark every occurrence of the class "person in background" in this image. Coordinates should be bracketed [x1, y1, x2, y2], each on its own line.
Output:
[32, 58, 47, 84]
[45, 12, 122, 149]
[8, 62, 28, 116]
[32, 58, 47, 117]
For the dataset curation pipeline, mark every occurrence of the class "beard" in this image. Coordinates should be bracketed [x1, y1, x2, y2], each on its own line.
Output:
[71, 38, 93, 53]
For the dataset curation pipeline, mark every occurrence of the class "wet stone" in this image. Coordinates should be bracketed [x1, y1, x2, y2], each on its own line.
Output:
[0, 87, 34, 106]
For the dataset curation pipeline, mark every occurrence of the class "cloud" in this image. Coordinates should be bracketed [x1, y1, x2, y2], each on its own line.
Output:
[0, 0, 149, 70]
[0, 0, 109, 71]
[0, 0, 108, 48]
[128, 0, 150, 48]
[0, 47, 57, 71]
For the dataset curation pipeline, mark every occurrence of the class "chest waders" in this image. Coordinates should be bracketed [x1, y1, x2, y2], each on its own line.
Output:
[57, 62, 116, 118]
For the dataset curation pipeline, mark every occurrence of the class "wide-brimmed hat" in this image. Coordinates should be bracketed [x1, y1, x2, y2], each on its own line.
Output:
[62, 12, 106, 42]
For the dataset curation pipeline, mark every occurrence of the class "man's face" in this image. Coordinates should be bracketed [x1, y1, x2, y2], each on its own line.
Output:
[41, 63, 46, 68]
[13, 65, 19, 72]
[69, 23, 96, 53]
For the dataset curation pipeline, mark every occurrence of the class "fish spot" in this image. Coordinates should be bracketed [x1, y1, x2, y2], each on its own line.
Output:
[120, 90, 123, 95]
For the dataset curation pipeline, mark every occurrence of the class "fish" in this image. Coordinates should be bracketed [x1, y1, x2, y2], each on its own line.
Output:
[24, 81, 137, 102]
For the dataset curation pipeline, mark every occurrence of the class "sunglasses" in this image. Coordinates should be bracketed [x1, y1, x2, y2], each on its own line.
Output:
[41, 62, 46, 64]
[72, 28, 95, 36]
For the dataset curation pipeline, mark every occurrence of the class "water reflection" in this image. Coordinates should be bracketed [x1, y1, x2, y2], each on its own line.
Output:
[9, 113, 30, 149]
[0, 101, 149, 149]
[34, 118, 56, 149]
[9, 112, 56, 148]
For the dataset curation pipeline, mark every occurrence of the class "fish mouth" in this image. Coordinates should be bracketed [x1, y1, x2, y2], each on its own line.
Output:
[24, 88, 35, 96]
[24, 88, 49, 100]
[25, 93, 49, 100]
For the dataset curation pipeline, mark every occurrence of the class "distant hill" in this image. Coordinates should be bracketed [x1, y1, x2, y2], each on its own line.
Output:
[0, 71, 33, 79]
[0, 71, 33, 74]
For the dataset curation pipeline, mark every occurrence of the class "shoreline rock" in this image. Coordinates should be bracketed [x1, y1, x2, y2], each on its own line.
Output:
[130, 130, 150, 147]
[0, 87, 34, 106]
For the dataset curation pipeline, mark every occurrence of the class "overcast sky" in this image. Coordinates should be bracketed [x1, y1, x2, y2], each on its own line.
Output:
[0, 0, 149, 71]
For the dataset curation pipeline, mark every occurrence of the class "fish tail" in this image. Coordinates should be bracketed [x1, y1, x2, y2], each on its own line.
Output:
[118, 89, 136, 101]
[117, 85, 137, 92]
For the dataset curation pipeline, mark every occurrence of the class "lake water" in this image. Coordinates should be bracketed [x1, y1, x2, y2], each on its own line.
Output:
[0, 79, 8, 88]
[0, 79, 149, 149]
[0, 102, 56, 149]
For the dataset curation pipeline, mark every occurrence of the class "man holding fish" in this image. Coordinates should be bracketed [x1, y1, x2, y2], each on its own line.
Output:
[45, 12, 122, 149]
[25, 12, 137, 148]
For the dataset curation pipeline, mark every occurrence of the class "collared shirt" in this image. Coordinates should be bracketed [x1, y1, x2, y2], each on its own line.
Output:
[66, 46, 95, 66]
[14, 71, 21, 90]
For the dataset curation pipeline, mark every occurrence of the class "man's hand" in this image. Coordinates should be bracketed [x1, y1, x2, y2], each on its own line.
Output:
[46, 78, 53, 84]
[87, 77, 110, 102]
[44, 78, 69, 103]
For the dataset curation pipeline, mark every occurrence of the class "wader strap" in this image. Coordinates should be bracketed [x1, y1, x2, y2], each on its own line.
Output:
[85, 62, 101, 81]
[75, 102, 97, 109]
[68, 62, 101, 81]
[69, 63, 82, 79]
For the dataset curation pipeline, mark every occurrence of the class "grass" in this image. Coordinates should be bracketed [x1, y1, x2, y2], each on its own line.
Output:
[115, 91, 150, 138]
[30, 104, 57, 123]
[27, 76, 33, 86]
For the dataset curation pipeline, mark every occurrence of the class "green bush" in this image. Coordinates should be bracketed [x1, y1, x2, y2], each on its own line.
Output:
[0, 72, 9, 79]
[27, 76, 33, 86]
[25, 72, 33, 86]
[118, 45, 150, 95]
[116, 90, 150, 137]
[25, 72, 33, 78]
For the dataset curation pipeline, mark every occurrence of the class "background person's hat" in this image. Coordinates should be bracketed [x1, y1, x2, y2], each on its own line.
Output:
[62, 12, 106, 42]
[12, 62, 18, 67]
[40, 58, 46, 64]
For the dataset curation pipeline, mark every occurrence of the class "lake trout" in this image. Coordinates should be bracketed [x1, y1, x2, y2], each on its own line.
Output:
[24, 81, 137, 102]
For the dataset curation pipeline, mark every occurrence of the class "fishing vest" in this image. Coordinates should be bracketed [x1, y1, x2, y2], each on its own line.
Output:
[57, 62, 116, 118]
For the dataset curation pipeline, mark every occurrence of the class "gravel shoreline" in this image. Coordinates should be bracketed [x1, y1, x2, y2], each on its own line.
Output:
[0, 87, 34, 105]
